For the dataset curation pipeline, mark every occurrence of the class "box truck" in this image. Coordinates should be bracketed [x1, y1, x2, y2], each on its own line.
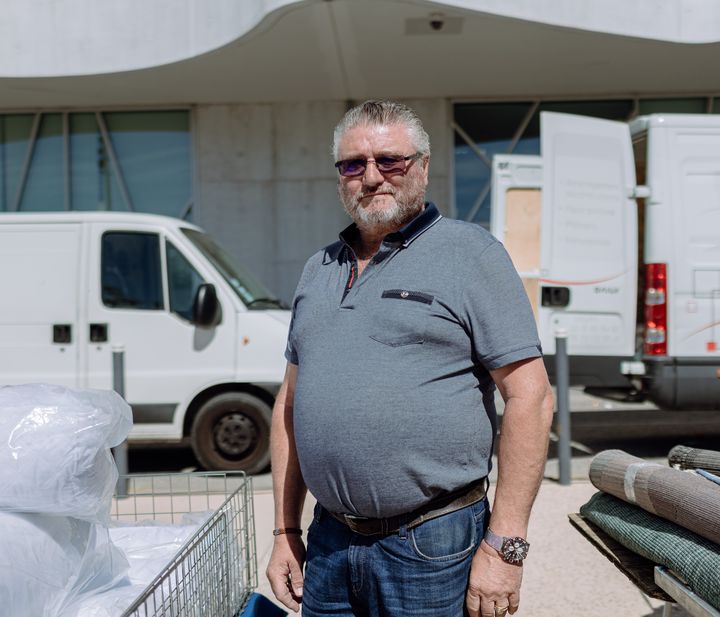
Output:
[0, 212, 290, 472]
[491, 112, 720, 410]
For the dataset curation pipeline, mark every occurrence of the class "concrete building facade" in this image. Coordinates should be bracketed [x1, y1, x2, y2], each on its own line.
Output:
[2, 0, 720, 301]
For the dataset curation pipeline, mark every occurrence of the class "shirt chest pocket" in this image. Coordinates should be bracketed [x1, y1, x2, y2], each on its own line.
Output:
[368, 289, 434, 347]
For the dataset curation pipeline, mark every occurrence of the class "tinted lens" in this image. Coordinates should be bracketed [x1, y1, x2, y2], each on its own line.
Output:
[375, 156, 406, 172]
[337, 159, 366, 176]
[335, 154, 417, 177]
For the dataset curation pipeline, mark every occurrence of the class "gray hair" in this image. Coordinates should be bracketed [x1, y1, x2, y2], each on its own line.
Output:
[332, 100, 431, 160]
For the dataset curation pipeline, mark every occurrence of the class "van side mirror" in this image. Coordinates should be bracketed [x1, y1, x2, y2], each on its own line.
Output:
[193, 283, 220, 328]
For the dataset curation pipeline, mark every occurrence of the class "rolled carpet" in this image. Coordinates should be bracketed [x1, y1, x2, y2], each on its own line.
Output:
[580, 491, 720, 611]
[589, 449, 720, 545]
[669, 445, 720, 474]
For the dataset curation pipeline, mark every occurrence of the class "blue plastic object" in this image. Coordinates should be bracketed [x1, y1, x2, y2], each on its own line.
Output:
[240, 593, 288, 616]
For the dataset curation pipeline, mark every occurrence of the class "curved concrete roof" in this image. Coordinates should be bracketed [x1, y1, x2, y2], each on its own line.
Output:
[0, 0, 306, 77]
[437, 0, 720, 44]
[1, 0, 720, 107]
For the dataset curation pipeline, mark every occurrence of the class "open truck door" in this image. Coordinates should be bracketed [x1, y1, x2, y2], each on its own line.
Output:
[538, 112, 639, 373]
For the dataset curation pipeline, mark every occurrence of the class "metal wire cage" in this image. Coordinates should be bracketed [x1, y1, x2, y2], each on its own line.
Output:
[111, 472, 257, 617]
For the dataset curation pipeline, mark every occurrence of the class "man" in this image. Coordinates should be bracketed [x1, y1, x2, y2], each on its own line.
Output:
[267, 100, 554, 617]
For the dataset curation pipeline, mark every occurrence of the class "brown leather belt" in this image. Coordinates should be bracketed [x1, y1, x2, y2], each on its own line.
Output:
[328, 478, 489, 536]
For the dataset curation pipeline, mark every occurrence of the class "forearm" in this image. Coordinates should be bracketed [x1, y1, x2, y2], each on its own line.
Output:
[267, 365, 307, 611]
[489, 385, 554, 536]
[466, 364, 552, 616]
[271, 364, 307, 529]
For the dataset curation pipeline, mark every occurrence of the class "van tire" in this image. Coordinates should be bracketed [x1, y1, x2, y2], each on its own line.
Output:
[190, 392, 271, 473]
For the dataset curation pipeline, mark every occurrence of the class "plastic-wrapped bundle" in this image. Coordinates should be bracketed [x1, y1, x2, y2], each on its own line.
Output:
[669, 445, 720, 474]
[60, 522, 202, 617]
[0, 384, 132, 522]
[0, 511, 129, 617]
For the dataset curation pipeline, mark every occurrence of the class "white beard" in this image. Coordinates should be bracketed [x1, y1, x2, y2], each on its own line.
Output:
[340, 174, 426, 231]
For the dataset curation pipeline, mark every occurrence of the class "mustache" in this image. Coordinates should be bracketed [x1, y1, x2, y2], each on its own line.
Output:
[358, 187, 396, 201]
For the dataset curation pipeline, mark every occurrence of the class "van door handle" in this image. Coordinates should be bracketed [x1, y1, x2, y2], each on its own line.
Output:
[53, 324, 72, 344]
[541, 286, 571, 308]
[90, 323, 108, 343]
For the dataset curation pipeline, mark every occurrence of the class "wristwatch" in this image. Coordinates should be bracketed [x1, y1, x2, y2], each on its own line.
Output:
[483, 528, 530, 564]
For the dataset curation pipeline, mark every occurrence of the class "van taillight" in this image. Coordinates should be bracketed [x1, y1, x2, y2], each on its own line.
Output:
[644, 263, 667, 355]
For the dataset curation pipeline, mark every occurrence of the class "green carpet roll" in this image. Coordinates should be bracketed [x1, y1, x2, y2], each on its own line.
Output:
[580, 491, 720, 610]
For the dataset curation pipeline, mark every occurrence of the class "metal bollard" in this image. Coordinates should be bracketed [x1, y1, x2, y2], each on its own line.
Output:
[554, 329, 572, 485]
[112, 345, 129, 498]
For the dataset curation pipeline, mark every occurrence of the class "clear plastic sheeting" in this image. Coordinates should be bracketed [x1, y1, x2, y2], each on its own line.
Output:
[110, 521, 203, 584]
[0, 511, 129, 617]
[0, 384, 132, 522]
[60, 522, 203, 617]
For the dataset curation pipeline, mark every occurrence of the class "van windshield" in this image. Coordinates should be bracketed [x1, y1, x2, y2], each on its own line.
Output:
[181, 228, 287, 310]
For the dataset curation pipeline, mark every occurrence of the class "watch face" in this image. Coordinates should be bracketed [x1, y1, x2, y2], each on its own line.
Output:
[500, 537, 530, 564]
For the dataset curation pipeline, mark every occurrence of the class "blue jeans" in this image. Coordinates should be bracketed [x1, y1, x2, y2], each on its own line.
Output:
[301, 497, 490, 617]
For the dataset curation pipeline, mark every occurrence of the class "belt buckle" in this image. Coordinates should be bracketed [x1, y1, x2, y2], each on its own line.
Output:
[343, 513, 384, 535]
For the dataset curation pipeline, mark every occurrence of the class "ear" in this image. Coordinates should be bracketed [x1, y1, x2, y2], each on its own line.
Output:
[422, 155, 430, 185]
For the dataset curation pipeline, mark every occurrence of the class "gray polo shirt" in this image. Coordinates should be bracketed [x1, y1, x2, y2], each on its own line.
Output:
[286, 203, 541, 518]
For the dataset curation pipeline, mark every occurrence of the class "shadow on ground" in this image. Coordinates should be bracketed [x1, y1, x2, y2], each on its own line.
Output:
[550, 408, 720, 459]
[126, 444, 200, 474]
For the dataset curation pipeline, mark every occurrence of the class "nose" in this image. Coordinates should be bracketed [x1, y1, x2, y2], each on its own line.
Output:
[362, 159, 384, 187]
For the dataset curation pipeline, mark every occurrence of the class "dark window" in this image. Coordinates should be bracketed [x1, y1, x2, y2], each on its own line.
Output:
[638, 98, 707, 115]
[521, 100, 634, 141]
[0, 114, 35, 211]
[1, 110, 191, 217]
[104, 111, 191, 217]
[166, 241, 204, 321]
[101, 232, 162, 309]
[454, 102, 535, 148]
[70, 113, 127, 213]
[19, 114, 64, 212]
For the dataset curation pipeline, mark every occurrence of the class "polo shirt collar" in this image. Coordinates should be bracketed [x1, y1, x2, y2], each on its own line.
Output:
[325, 202, 442, 263]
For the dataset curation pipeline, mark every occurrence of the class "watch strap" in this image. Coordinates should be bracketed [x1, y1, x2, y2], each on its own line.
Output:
[483, 527, 505, 551]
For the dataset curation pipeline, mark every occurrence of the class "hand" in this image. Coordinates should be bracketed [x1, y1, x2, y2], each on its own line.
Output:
[266, 534, 306, 613]
[466, 541, 523, 617]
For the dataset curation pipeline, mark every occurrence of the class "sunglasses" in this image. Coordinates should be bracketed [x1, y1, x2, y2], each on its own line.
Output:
[334, 152, 422, 177]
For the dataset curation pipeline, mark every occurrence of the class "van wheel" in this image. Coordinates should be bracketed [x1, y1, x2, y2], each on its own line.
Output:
[190, 392, 271, 473]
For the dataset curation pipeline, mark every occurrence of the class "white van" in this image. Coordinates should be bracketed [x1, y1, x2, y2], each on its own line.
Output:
[0, 212, 290, 472]
[491, 112, 720, 410]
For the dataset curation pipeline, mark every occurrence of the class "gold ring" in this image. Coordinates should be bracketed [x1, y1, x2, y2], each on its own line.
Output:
[495, 607, 509, 616]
